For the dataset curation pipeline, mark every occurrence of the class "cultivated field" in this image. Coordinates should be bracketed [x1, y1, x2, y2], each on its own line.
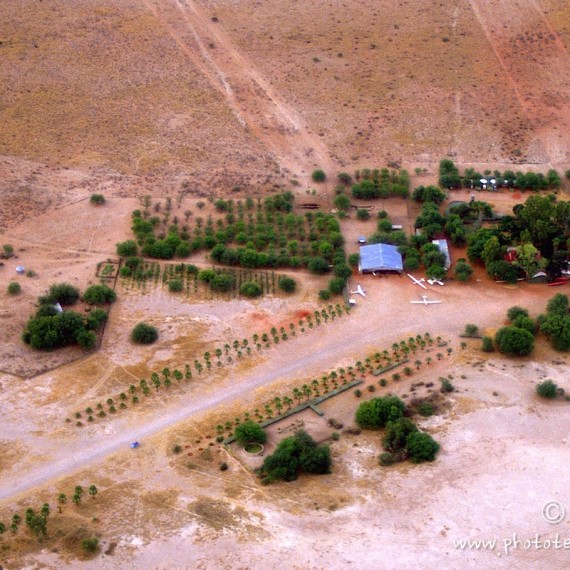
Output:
[0, 0, 569, 568]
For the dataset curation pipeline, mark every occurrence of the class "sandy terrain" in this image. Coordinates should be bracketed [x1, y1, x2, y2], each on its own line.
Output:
[0, 0, 569, 568]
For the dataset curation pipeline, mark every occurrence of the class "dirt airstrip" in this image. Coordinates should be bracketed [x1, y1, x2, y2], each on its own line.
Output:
[1, 0, 570, 568]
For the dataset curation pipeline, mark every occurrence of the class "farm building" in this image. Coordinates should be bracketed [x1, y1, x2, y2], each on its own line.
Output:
[359, 243, 403, 274]
[432, 239, 451, 270]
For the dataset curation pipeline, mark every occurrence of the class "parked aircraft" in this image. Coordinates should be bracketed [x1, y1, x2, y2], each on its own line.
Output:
[350, 284, 366, 297]
[406, 273, 427, 290]
[410, 295, 442, 306]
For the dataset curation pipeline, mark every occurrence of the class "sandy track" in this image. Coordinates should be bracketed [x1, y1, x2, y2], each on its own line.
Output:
[1, 270, 561, 502]
[141, 0, 333, 178]
[467, 0, 570, 164]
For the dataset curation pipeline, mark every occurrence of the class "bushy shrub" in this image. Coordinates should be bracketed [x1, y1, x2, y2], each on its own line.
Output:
[116, 240, 138, 257]
[83, 284, 117, 305]
[355, 396, 405, 429]
[312, 169, 326, 182]
[90, 193, 105, 205]
[481, 336, 494, 352]
[319, 289, 331, 300]
[131, 322, 158, 345]
[417, 401, 435, 417]
[240, 281, 262, 298]
[406, 431, 440, 463]
[536, 380, 558, 399]
[495, 326, 534, 356]
[7, 282, 21, 295]
[260, 430, 331, 483]
[379, 452, 395, 466]
[86, 308, 107, 330]
[507, 306, 529, 322]
[235, 420, 267, 446]
[41, 283, 80, 305]
[168, 279, 184, 293]
[278, 276, 296, 293]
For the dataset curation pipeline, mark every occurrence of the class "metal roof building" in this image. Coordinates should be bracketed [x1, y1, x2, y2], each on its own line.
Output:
[432, 239, 451, 270]
[359, 243, 403, 274]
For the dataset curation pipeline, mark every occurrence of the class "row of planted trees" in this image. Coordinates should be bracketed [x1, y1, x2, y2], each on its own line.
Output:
[0, 485, 98, 544]
[70, 304, 350, 426]
[213, 333, 448, 440]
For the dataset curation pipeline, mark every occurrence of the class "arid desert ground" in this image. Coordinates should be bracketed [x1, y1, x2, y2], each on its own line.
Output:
[1, 1, 569, 568]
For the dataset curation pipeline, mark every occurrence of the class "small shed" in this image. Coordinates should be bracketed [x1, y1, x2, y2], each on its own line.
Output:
[359, 243, 403, 274]
[432, 239, 451, 270]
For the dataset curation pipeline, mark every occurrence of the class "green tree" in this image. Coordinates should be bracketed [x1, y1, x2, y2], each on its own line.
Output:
[88, 485, 98, 499]
[333, 193, 351, 212]
[507, 306, 529, 322]
[481, 336, 494, 352]
[540, 313, 570, 351]
[234, 420, 267, 446]
[86, 308, 108, 330]
[312, 169, 326, 182]
[168, 279, 184, 293]
[383, 418, 418, 452]
[406, 431, 440, 463]
[25, 508, 48, 542]
[536, 380, 559, 399]
[43, 283, 81, 305]
[81, 537, 100, 554]
[546, 293, 569, 316]
[481, 236, 504, 268]
[240, 281, 263, 298]
[464, 324, 479, 337]
[57, 493, 67, 513]
[356, 208, 370, 221]
[7, 282, 21, 295]
[90, 193, 105, 205]
[116, 240, 138, 257]
[83, 284, 117, 305]
[131, 322, 159, 344]
[278, 276, 297, 293]
[454, 259, 473, 282]
[355, 396, 405, 429]
[495, 326, 534, 356]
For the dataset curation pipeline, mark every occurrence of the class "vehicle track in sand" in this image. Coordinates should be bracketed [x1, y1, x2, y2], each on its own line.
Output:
[140, 0, 334, 180]
[467, 0, 570, 164]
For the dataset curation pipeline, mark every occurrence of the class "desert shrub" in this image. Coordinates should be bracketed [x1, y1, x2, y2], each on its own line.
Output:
[234, 420, 267, 446]
[495, 326, 534, 356]
[211, 273, 235, 292]
[90, 193, 105, 205]
[260, 430, 331, 483]
[83, 285, 116, 305]
[440, 378, 455, 393]
[355, 395, 405, 429]
[308, 257, 330, 274]
[319, 289, 331, 300]
[168, 279, 184, 293]
[331, 432, 340, 441]
[383, 418, 418, 452]
[7, 282, 21, 295]
[412, 185, 446, 204]
[356, 208, 370, 221]
[116, 240, 138, 258]
[406, 431, 440, 463]
[278, 276, 297, 293]
[454, 259, 473, 282]
[464, 323, 479, 337]
[173, 444, 182, 454]
[23, 310, 87, 350]
[379, 452, 395, 466]
[333, 193, 351, 212]
[86, 308, 107, 330]
[131, 322, 158, 345]
[240, 281, 262, 298]
[76, 329, 97, 350]
[506, 306, 529, 322]
[41, 283, 80, 305]
[81, 537, 99, 554]
[536, 380, 558, 399]
[481, 336, 494, 352]
[312, 169, 326, 182]
[328, 277, 346, 295]
[511, 315, 536, 335]
[417, 401, 435, 417]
